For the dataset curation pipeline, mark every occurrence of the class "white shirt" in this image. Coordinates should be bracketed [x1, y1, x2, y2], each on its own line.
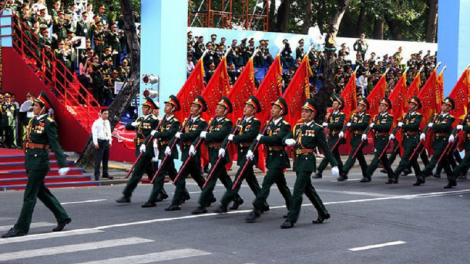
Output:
[272, 117, 282, 126]
[166, 115, 174, 121]
[245, 116, 254, 122]
[191, 115, 200, 122]
[92, 118, 112, 145]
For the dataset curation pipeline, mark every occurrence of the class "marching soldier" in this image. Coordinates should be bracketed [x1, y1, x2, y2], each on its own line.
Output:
[116, 97, 161, 204]
[337, 99, 371, 181]
[362, 98, 394, 183]
[1, 92, 18, 148]
[142, 95, 186, 208]
[280, 99, 339, 229]
[390, 97, 423, 185]
[2, 91, 71, 238]
[452, 113, 470, 179]
[314, 97, 346, 178]
[419, 98, 456, 188]
[245, 98, 293, 223]
[165, 96, 215, 211]
[214, 96, 267, 213]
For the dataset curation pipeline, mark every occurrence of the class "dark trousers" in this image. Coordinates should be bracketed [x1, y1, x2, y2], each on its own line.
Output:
[287, 170, 328, 223]
[342, 142, 368, 176]
[365, 138, 394, 179]
[317, 139, 343, 174]
[147, 158, 183, 203]
[220, 160, 263, 207]
[2, 126, 15, 148]
[94, 139, 110, 179]
[253, 168, 292, 211]
[422, 141, 455, 183]
[172, 156, 212, 205]
[394, 144, 422, 180]
[453, 149, 470, 176]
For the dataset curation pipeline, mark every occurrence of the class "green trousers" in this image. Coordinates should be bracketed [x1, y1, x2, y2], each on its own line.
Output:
[198, 160, 236, 207]
[422, 139, 455, 181]
[394, 140, 422, 180]
[287, 170, 328, 223]
[122, 153, 166, 198]
[172, 156, 212, 205]
[14, 169, 69, 234]
[317, 138, 343, 174]
[342, 143, 368, 176]
[147, 158, 189, 203]
[252, 168, 292, 211]
[365, 137, 393, 178]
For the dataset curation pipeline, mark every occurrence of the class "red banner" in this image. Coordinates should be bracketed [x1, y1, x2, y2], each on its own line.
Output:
[367, 73, 387, 119]
[254, 55, 283, 124]
[175, 59, 205, 122]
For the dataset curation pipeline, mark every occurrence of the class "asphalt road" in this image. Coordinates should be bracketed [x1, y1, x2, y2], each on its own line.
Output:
[0, 168, 469, 264]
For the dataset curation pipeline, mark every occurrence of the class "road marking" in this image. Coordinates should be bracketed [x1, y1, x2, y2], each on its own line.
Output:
[0, 217, 14, 222]
[0, 229, 104, 245]
[349, 241, 407, 251]
[72, 248, 211, 264]
[61, 199, 107, 205]
[321, 190, 393, 197]
[0, 237, 153, 262]
[0, 222, 55, 232]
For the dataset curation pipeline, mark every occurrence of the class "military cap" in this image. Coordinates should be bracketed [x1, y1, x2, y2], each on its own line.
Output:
[271, 97, 288, 116]
[408, 96, 422, 109]
[245, 95, 261, 113]
[35, 91, 53, 110]
[191, 95, 208, 112]
[298, 39, 304, 44]
[197, 42, 204, 47]
[164, 95, 181, 111]
[142, 96, 158, 110]
[302, 99, 318, 115]
[122, 59, 129, 63]
[105, 47, 111, 51]
[86, 48, 94, 52]
[58, 41, 64, 45]
[3, 92, 11, 98]
[211, 34, 217, 37]
[54, 0, 61, 3]
[93, 15, 99, 19]
[209, 63, 215, 67]
[442, 97, 454, 110]
[241, 38, 247, 43]
[334, 97, 345, 110]
[58, 11, 63, 15]
[249, 38, 254, 42]
[380, 98, 392, 110]
[99, 5, 105, 10]
[92, 55, 99, 60]
[217, 97, 233, 113]
[67, 32, 74, 36]
[187, 31, 192, 35]
[358, 98, 370, 110]
[96, 22, 103, 26]
[0, 94, 3, 99]
[282, 39, 288, 44]
[341, 43, 346, 47]
[112, 69, 119, 74]
[218, 44, 225, 48]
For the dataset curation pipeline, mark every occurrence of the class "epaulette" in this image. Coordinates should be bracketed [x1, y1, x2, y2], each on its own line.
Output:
[415, 112, 422, 116]
[314, 122, 322, 127]
[253, 117, 259, 121]
[339, 112, 345, 115]
[200, 118, 205, 122]
[174, 118, 179, 122]
[448, 115, 454, 118]
[282, 120, 290, 125]
[151, 116, 158, 120]
[47, 117, 55, 122]
[225, 118, 230, 122]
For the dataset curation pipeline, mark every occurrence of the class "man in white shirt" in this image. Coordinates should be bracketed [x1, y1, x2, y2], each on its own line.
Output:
[356, 71, 368, 97]
[92, 109, 113, 180]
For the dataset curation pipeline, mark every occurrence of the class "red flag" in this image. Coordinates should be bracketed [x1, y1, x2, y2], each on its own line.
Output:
[174, 59, 205, 122]
[254, 55, 283, 124]
[340, 72, 357, 119]
[407, 72, 421, 101]
[200, 57, 231, 122]
[437, 71, 444, 106]
[418, 69, 440, 155]
[227, 58, 256, 121]
[388, 73, 408, 153]
[449, 69, 470, 124]
[282, 56, 312, 124]
[366, 72, 387, 119]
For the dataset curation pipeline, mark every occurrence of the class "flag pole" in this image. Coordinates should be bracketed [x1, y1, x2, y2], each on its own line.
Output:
[418, 66, 424, 74]
[466, 62, 470, 69]
[440, 66, 447, 75]
[201, 50, 209, 60]
[403, 66, 410, 74]
[435, 61, 442, 70]
[224, 47, 232, 58]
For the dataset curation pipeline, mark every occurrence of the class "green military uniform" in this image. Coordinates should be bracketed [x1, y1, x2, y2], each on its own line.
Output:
[90, 61, 104, 105]
[340, 99, 371, 180]
[93, 23, 106, 58]
[145, 96, 184, 206]
[119, 98, 160, 201]
[245, 98, 293, 223]
[363, 98, 394, 183]
[353, 35, 368, 60]
[1, 93, 18, 148]
[316, 98, 346, 177]
[76, 19, 91, 39]
[452, 114, 470, 177]
[216, 96, 265, 212]
[392, 97, 423, 185]
[421, 98, 456, 188]
[3, 91, 70, 238]
[281, 99, 338, 228]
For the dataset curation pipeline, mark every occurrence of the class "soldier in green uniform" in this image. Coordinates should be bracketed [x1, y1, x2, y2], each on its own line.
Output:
[245, 98, 293, 223]
[213, 96, 267, 213]
[1, 92, 18, 148]
[280, 99, 339, 229]
[76, 13, 92, 39]
[107, 24, 121, 68]
[2, 91, 71, 238]
[142, 95, 184, 208]
[337, 99, 371, 181]
[314, 97, 346, 178]
[89, 55, 104, 105]
[353, 33, 368, 60]
[419, 98, 457, 188]
[164, 96, 216, 211]
[93, 22, 106, 58]
[119, 59, 131, 80]
[52, 11, 69, 41]
[98, 5, 108, 26]
[451, 113, 470, 179]
[191, 97, 237, 215]
[295, 39, 305, 60]
[116, 97, 160, 204]
[390, 97, 423, 185]
[362, 98, 394, 183]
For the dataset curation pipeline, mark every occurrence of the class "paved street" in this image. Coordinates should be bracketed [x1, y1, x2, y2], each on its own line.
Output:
[0, 167, 469, 264]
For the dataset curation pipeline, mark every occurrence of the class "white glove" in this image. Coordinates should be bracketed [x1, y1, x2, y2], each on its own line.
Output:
[322, 122, 328, 127]
[7, 112, 11, 117]
[200, 131, 207, 138]
[218, 148, 225, 157]
[256, 134, 263, 141]
[246, 150, 254, 160]
[457, 125, 463, 130]
[150, 130, 157, 137]
[284, 138, 296, 146]
[151, 157, 158, 162]
[228, 134, 234, 141]
[420, 133, 426, 141]
[131, 122, 139, 127]
[339, 131, 344, 138]
[58, 167, 70, 176]
[331, 166, 339, 177]
[346, 122, 351, 127]
[164, 146, 171, 156]
[140, 144, 146, 153]
[398, 122, 403, 127]
[175, 132, 181, 139]
[369, 123, 375, 128]
[361, 134, 367, 141]
[389, 134, 395, 140]
[189, 145, 196, 156]
[428, 123, 433, 128]
[449, 134, 455, 143]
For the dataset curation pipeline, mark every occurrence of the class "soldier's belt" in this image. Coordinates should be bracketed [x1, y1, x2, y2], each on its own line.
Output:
[404, 131, 419, 136]
[329, 129, 341, 135]
[239, 142, 252, 148]
[295, 148, 314, 155]
[159, 140, 170, 145]
[134, 138, 145, 144]
[208, 142, 222, 148]
[353, 130, 365, 135]
[181, 141, 192, 146]
[375, 132, 388, 136]
[26, 143, 50, 150]
[435, 132, 450, 137]
[268, 146, 285, 151]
